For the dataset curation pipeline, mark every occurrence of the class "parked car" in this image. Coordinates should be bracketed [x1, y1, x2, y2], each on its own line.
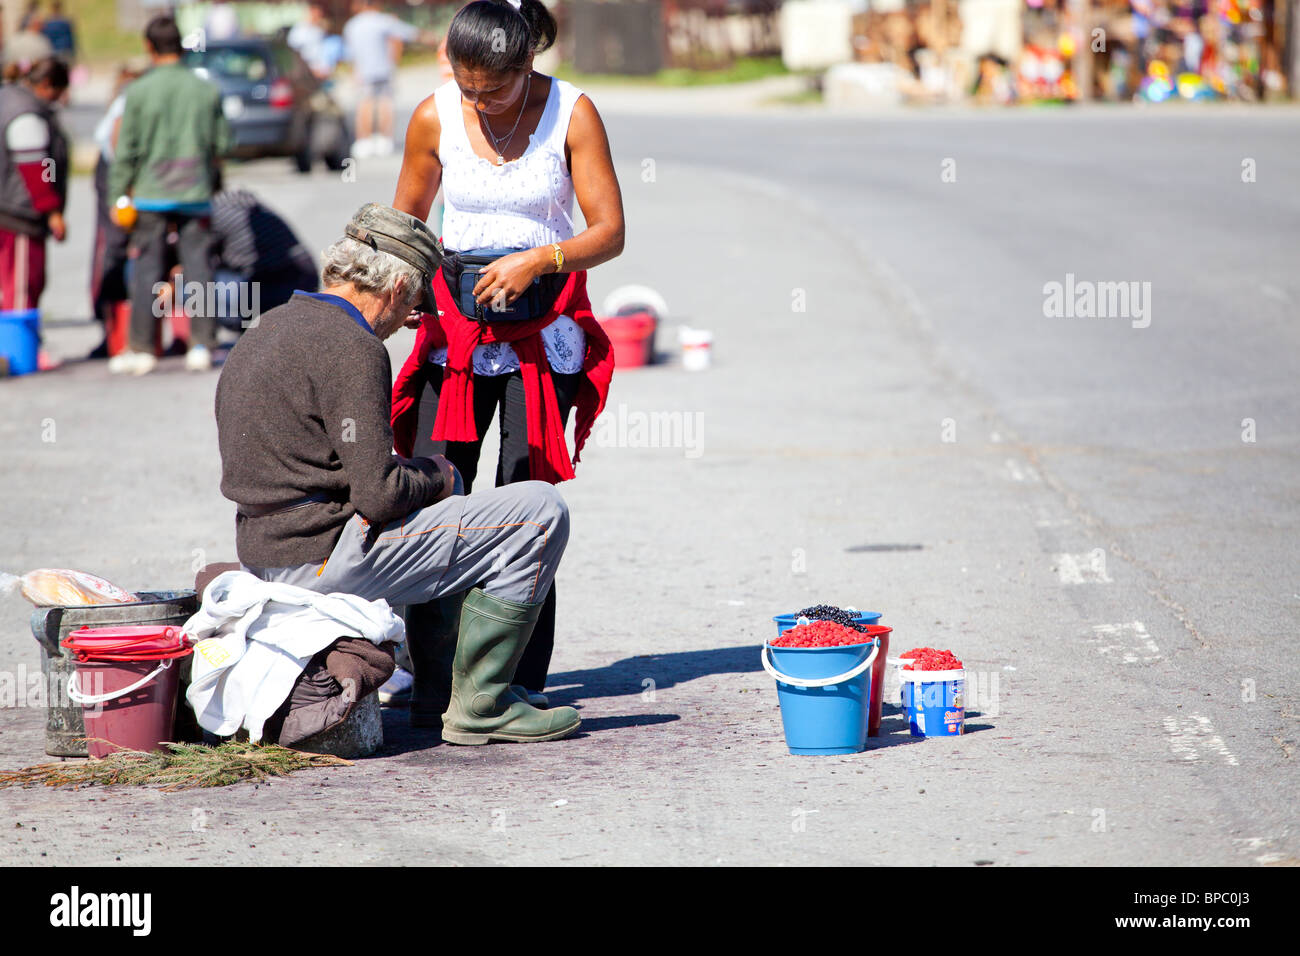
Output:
[183, 34, 349, 173]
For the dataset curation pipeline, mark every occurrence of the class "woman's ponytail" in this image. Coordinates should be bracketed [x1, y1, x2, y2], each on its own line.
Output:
[516, 0, 558, 56]
[446, 0, 558, 74]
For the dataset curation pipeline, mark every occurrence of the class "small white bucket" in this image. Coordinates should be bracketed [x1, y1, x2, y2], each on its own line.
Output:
[679, 326, 713, 371]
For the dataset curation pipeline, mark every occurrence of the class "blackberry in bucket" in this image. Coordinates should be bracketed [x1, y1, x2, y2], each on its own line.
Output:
[795, 604, 869, 632]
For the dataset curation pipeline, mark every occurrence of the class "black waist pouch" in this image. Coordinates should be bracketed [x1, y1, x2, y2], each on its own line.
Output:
[441, 247, 566, 322]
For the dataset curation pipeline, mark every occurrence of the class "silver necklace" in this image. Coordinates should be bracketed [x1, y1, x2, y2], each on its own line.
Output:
[474, 72, 532, 166]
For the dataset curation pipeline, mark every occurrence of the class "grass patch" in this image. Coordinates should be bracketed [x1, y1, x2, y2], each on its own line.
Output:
[764, 87, 823, 106]
[59, 0, 144, 66]
[556, 55, 795, 88]
[0, 741, 351, 791]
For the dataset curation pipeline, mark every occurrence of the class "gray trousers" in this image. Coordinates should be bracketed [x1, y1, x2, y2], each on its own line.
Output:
[129, 210, 218, 352]
[243, 480, 569, 609]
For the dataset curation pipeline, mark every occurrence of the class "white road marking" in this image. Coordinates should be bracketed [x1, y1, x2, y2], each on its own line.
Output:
[1163, 714, 1239, 766]
[1056, 550, 1112, 584]
[1231, 838, 1284, 865]
[1035, 506, 1072, 528]
[1088, 621, 1161, 663]
[1004, 458, 1040, 483]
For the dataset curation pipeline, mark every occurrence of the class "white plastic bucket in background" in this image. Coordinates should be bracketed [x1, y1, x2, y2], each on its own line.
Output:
[602, 284, 669, 322]
[679, 326, 713, 371]
[888, 658, 909, 708]
[901, 667, 965, 737]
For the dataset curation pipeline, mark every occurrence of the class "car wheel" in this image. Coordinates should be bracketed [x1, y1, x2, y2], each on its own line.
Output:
[317, 115, 350, 171]
[294, 141, 313, 174]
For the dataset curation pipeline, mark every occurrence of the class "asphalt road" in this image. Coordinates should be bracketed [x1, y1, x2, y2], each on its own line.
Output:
[0, 95, 1295, 866]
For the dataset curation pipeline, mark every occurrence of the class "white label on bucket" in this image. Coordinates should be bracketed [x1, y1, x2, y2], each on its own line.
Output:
[1055, 550, 1112, 584]
[1162, 714, 1239, 766]
[1088, 622, 1160, 663]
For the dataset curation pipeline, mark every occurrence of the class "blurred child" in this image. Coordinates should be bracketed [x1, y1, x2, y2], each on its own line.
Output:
[0, 56, 68, 371]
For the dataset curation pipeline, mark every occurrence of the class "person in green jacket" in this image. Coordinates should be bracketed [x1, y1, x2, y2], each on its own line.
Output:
[107, 14, 230, 375]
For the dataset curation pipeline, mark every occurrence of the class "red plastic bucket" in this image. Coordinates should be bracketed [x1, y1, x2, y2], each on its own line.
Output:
[864, 625, 890, 737]
[61, 625, 193, 758]
[598, 311, 655, 368]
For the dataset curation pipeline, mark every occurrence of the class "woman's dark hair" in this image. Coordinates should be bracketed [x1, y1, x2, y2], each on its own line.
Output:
[144, 14, 183, 56]
[446, 0, 557, 74]
[27, 56, 70, 91]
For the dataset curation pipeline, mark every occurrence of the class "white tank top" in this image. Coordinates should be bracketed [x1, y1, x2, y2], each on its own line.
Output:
[429, 75, 585, 376]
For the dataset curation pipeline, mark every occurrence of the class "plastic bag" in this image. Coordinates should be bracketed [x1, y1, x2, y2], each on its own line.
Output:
[0, 569, 140, 607]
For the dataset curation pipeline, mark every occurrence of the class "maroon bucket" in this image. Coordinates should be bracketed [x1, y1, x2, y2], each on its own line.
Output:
[62, 626, 193, 758]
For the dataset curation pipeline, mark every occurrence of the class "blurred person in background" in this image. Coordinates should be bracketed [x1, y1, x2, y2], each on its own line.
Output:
[86, 58, 146, 359]
[108, 14, 229, 376]
[0, 56, 67, 372]
[205, 2, 241, 42]
[4, 10, 52, 72]
[39, 0, 75, 63]
[210, 187, 318, 334]
[387, 0, 622, 725]
[289, 2, 345, 81]
[344, 0, 434, 157]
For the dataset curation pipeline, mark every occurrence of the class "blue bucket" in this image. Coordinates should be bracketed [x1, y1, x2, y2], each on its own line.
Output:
[0, 309, 39, 376]
[762, 638, 879, 755]
[902, 668, 965, 737]
[773, 609, 882, 637]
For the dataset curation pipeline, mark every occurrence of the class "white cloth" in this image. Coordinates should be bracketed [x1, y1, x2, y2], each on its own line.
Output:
[92, 93, 126, 163]
[430, 76, 586, 376]
[183, 570, 404, 743]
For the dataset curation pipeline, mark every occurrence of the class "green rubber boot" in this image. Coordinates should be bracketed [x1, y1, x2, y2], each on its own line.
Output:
[405, 594, 463, 728]
[441, 588, 580, 745]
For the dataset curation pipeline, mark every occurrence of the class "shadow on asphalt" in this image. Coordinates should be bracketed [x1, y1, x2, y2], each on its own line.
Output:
[373, 645, 761, 755]
[867, 705, 994, 745]
[377, 707, 682, 756]
[562, 713, 680, 740]
[543, 644, 764, 706]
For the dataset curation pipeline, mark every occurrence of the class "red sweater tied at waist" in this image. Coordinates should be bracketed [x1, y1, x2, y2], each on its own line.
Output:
[391, 268, 614, 484]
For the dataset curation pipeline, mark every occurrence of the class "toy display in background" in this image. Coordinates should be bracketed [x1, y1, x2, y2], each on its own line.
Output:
[1133, 0, 1278, 102]
[1018, 41, 1075, 103]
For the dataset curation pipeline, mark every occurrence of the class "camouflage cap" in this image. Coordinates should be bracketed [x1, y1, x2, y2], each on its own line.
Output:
[343, 203, 444, 312]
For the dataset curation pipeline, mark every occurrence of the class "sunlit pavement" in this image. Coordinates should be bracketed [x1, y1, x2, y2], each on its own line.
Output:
[2, 100, 1296, 865]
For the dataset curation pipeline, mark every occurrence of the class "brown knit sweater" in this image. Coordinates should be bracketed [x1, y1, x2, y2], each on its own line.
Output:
[215, 292, 445, 569]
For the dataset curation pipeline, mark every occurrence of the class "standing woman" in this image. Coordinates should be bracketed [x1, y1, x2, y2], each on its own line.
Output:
[390, 0, 623, 727]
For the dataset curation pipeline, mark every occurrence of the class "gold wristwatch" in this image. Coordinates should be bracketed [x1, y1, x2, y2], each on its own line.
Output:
[551, 242, 565, 272]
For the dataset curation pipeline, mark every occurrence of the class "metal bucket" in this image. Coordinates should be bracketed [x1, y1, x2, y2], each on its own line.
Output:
[31, 590, 198, 756]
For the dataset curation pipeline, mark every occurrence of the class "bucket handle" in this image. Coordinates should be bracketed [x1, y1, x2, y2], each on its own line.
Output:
[761, 640, 879, 688]
[67, 659, 172, 706]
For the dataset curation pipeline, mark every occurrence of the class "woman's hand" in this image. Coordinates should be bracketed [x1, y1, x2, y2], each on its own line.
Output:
[472, 248, 550, 310]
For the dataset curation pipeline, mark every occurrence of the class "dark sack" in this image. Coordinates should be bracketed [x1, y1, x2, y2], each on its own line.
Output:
[441, 247, 565, 322]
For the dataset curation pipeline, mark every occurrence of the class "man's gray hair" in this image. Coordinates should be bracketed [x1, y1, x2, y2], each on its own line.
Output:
[320, 236, 425, 307]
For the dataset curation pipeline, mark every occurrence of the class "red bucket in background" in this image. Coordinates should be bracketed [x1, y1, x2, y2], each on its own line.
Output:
[61, 625, 193, 758]
[864, 625, 891, 736]
[597, 311, 656, 368]
[106, 301, 130, 357]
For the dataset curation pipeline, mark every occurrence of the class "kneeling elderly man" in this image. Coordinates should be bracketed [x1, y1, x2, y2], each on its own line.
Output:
[214, 203, 580, 745]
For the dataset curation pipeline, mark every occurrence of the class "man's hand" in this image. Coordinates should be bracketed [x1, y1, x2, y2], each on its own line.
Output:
[47, 211, 66, 242]
[431, 454, 459, 500]
[413, 454, 459, 502]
